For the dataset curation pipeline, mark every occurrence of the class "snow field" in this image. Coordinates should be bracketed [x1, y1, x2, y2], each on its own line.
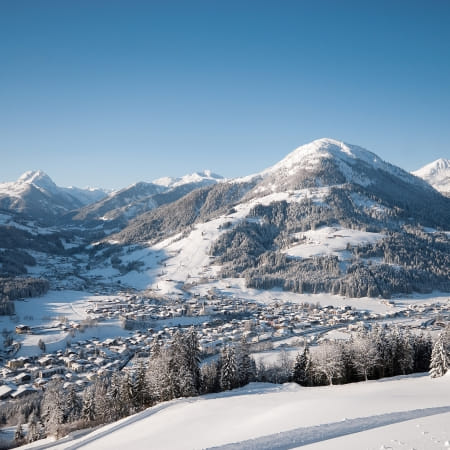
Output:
[32, 373, 450, 450]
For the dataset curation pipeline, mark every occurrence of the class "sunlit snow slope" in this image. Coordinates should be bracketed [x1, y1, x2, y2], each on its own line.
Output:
[27, 373, 450, 450]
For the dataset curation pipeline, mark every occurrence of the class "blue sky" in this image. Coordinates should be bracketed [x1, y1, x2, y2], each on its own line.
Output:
[1, 0, 450, 189]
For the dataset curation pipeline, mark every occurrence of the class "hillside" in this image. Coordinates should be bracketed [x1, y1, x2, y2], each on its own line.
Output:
[23, 373, 450, 450]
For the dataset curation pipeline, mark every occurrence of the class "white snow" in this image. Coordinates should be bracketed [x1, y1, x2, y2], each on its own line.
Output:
[153, 170, 224, 188]
[26, 373, 450, 450]
[413, 158, 450, 195]
[284, 226, 384, 259]
[0, 290, 131, 356]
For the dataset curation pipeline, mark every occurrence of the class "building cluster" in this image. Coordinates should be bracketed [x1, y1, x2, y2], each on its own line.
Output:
[1, 292, 448, 402]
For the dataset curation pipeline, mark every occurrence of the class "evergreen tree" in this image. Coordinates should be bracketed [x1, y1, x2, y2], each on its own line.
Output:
[134, 361, 151, 408]
[220, 346, 239, 391]
[82, 386, 97, 423]
[65, 386, 82, 423]
[41, 381, 66, 437]
[413, 332, 433, 373]
[292, 345, 311, 386]
[430, 331, 449, 378]
[183, 327, 202, 392]
[200, 361, 220, 394]
[236, 336, 255, 386]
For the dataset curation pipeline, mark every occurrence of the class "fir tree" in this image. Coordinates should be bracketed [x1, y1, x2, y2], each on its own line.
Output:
[236, 336, 255, 386]
[220, 346, 239, 391]
[292, 345, 310, 386]
[430, 331, 449, 378]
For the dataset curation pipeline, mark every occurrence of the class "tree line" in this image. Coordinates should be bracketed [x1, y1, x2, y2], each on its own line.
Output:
[3, 324, 449, 447]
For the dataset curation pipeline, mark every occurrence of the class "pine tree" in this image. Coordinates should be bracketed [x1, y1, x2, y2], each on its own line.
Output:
[236, 336, 255, 387]
[398, 329, 414, 375]
[429, 332, 449, 378]
[184, 327, 201, 392]
[220, 346, 238, 391]
[413, 332, 433, 373]
[134, 361, 151, 408]
[292, 345, 310, 386]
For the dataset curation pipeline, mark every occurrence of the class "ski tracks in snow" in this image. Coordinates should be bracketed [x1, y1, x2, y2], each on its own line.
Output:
[210, 406, 450, 450]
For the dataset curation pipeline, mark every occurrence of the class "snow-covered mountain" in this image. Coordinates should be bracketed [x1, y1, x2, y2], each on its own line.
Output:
[109, 138, 450, 299]
[243, 138, 433, 197]
[413, 158, 450, 196]
[0, 170, 107, 221]
[74, 170, 223, 223]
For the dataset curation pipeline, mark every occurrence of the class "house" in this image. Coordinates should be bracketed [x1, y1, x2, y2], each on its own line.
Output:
[0, 385, 15, 400]
[11, 386, 37, 399]
[15, 325, 30, 334]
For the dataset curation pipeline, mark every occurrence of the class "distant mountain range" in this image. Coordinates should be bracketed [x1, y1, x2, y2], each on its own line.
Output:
[0, 170, 223, 224]
[0, 139, 449, 299]
[72, 170, 223, 224]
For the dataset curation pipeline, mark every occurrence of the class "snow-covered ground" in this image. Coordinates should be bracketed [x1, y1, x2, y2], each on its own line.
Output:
[24, 373, 450, 450]
[0, 291, 131, 356]
[284, 226, 384, 259]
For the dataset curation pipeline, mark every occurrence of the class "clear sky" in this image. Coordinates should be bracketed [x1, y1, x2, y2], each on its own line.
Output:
[1, 0, 450, 189]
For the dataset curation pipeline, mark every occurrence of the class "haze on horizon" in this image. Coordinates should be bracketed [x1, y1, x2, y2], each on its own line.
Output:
[1, 0, 450, 190]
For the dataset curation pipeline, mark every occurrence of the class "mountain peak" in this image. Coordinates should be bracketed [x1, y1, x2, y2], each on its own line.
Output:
[18, 170, 57, 191]
[414, 158, 450, 176]
[413, 158, 450, 195]
[263, 138, 384, 178]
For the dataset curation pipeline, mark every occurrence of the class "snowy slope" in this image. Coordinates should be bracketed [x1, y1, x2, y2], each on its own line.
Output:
[26, 373, 450, 449]
[413, 158, 450, 195]
[110, 188, 330, 293]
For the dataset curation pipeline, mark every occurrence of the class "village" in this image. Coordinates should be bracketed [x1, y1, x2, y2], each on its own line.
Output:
[0, 291, 449, 403]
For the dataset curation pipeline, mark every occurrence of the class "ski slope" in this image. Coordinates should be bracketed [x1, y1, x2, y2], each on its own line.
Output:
[25, 373, 450, 450]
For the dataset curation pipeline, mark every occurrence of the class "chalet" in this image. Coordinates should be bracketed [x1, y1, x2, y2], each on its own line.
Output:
[0, 385, 15, 400]
[11, 386, 37, 399]
[15, 324, 30, 334]
[38, 367, 65, 378]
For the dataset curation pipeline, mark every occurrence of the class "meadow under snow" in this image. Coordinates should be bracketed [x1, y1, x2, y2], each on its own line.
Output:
[22, 372, 450, 450]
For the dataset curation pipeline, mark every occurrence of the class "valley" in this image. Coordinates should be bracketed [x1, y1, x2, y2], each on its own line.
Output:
[0, 138, 449, 448]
